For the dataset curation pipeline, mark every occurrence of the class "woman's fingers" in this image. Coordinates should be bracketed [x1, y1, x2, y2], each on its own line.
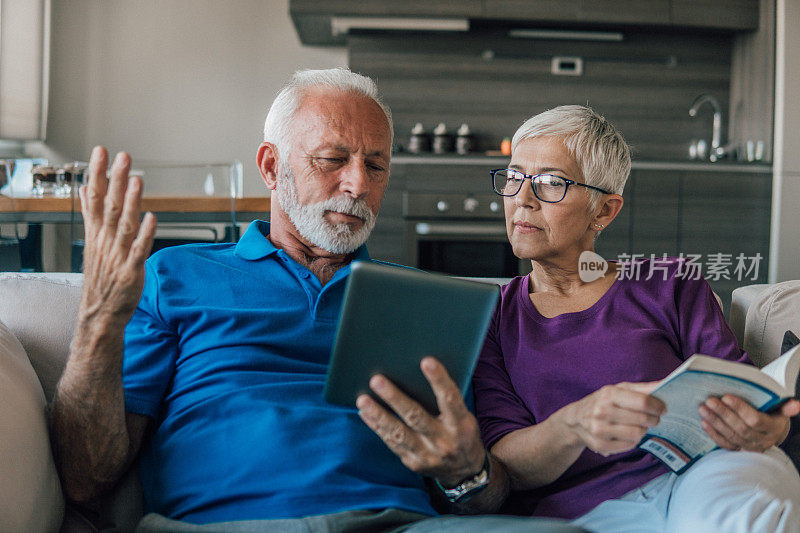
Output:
[699, 395, 784, 451]
[613, 383, 666, 416]
[576, 383, 666, 455]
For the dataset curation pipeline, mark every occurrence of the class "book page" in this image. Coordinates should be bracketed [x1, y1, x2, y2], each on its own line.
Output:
[760, 344, 800, 394]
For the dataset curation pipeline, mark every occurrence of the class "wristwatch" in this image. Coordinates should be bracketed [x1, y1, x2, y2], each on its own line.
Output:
[435, 453, 491, 503]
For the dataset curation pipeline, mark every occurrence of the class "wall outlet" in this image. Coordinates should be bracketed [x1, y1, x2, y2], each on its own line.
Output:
[551, 56, 583, 76]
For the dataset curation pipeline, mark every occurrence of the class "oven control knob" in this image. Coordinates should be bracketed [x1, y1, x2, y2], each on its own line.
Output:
[436, 200, 449, 212]
[464, 197, 479, 212]
[489, 201, 501, 213]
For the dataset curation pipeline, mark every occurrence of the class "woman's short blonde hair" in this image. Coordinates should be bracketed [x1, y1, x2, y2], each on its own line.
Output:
[511, 105, 631, 210]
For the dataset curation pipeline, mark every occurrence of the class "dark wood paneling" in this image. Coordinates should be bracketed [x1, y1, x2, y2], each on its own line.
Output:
[729, 0, 774, 162]
[630, 170, 680, 257]
[291, 0, 482, 17]
[679, 171, 770, 307]
[481, 0, 581, 21]
[671, 0, 759, 31]
[290, 0, 758, 46]
[366, 163, 408, 264]
[351, 31, 732, 161]
[578, 0, 671, 25]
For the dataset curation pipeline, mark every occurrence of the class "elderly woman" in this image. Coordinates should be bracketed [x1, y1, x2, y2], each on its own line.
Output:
[472, 105, 800, 531]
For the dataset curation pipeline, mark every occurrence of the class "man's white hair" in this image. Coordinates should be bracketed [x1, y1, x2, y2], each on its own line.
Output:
[511, 105, 631, 211]
[263, 68, 393, 155]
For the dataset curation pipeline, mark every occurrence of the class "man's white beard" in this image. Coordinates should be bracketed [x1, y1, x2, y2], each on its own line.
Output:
[276, 165, 377, 254]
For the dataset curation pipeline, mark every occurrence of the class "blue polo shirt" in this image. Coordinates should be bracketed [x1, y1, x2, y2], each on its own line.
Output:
[122, 220, 436, 523]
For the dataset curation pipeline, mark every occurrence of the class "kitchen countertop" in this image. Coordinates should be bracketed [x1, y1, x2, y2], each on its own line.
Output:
[0, 195, 271, 223]
[390, 154, 773, 173]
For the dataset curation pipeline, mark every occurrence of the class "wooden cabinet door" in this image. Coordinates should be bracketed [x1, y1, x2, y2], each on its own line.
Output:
[578, 0, 670, 25]
[291, 0, 482, 17]
[677, 170, 769, 310]
[629, 169, 680, 258]
[671, 0, 759, 31]
[481, 0, 580, 21]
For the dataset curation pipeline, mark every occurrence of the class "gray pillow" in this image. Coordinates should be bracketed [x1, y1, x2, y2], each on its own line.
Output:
[782, 330, 800, 356]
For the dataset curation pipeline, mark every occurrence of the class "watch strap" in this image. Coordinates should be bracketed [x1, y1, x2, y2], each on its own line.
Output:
[435, 452, 491, 503]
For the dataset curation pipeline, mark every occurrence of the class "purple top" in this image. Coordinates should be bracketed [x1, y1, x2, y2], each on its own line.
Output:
[473, 257, 749, 519]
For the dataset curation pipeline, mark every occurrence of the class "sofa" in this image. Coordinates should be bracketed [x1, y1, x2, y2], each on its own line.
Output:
[0, 272, 798, 532]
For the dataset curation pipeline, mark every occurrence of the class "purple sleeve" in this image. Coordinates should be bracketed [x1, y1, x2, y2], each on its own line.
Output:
[473, 306, 535, 450]
[674, 274, 750, 365]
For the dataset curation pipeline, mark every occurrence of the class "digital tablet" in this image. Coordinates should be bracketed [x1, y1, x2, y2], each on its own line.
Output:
[324, 261, 500, 415]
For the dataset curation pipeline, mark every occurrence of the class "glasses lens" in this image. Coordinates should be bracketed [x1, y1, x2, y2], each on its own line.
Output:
[493, 169, 523, 196]
[534, 175, 568, 202]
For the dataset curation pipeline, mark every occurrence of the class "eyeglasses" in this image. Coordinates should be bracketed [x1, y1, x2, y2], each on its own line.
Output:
[490, 168, 612, 203]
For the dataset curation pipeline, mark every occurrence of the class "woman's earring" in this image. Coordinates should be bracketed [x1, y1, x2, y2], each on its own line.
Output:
[593, 223, 605, 230]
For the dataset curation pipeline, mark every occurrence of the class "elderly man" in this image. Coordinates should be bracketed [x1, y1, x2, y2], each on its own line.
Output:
[49, 69, 578, 533]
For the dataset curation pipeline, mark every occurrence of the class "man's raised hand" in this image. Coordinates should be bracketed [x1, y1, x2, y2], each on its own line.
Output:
[78, 146, 156, 327]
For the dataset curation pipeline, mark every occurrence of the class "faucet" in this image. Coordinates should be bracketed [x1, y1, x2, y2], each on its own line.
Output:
[689, 94, 731, 162]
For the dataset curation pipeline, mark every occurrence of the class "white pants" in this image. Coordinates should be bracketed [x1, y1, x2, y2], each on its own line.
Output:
[572, 447, 800, 533]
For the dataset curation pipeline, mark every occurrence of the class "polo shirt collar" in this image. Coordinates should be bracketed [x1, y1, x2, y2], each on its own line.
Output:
[235, 220, 371, 262]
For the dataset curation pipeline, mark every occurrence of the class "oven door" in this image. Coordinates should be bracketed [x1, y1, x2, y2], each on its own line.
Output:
[405, 221, 530, 278]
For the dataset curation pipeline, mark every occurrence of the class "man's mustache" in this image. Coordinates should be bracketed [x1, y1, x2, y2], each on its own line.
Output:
[319, 196, 374, 223]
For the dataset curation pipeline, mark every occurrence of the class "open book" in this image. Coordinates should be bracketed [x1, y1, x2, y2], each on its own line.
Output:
[638, 344, 800, 474]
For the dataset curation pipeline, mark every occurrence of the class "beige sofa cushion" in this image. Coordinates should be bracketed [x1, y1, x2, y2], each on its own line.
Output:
[0, 273, 143, 531]
[0, 319, 64, 532]
[0, 273, 82, 402]
[743, 280, 800, 368]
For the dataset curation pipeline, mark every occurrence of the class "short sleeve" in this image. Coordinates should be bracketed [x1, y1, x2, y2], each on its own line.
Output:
[473, 306, 535, 450]
[675, 274, 749, 365]
[122, 260, 179, 419]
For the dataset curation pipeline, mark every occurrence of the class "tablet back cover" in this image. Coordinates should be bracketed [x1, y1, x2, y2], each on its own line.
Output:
[324, 261, 500, 415]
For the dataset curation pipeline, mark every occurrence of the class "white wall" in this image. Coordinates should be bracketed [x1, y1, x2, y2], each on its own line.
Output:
[769, 0, 800, 281]
[27, 0, 346, 196]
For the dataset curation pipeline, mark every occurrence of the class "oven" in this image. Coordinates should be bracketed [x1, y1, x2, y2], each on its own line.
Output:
[403, 192, 531, 278]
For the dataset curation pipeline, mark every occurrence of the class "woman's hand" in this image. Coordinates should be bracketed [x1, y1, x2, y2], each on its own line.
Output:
[561, 382, 666, 457]
[699, 396, 800, 452]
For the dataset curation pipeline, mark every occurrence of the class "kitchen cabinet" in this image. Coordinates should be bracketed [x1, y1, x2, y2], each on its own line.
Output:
[671, 0, 759, 31]
[290, 0, 481, 45]
[482, 0, 671, 26]
[290, 0, 482, 18]
[290, 0, 758, 46]
[679, 170, 771, 302]
[629, 170, 680, 258]
[481, 0, 581, 22]
[622, 167, 769, 308]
